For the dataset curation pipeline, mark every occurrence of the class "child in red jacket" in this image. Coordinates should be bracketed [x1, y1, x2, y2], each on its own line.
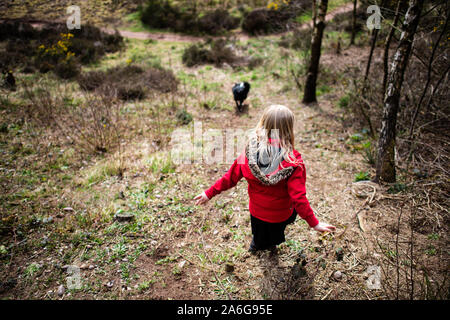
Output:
[194, 105, 335, 252]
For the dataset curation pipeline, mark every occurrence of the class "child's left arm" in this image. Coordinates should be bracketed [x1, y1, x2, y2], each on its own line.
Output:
[287, 165, 336, 233]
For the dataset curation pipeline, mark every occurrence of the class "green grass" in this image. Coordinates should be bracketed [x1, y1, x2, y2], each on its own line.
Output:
[428, 233, 440, 240]
[24, 263, 41, 277]
[147, 153, 176, 174]
[83, 159, 122, 186]
[127, 47, 162, 68]
[137, 279, 156, 291]
[285, 239, 304, 252]
[425, 245, 436, 256]
[316, 84, 332, 97]
[362, 141, 376, 165]
[354, 171, 371, 182]
[295, 0, 351, 25]
[338, 94, 350, 108]
[328, 0, 352, 13]
[111, 241, 128, 260]
[295, 11, 313, 24]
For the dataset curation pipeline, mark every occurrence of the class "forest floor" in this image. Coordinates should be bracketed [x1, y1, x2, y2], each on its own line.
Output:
[0, 3, 448, 300]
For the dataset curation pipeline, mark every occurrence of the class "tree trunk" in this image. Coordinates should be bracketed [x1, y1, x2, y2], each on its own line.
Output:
[363, 28, 379, 86]
[364, 0, 387, 86]
[382, 0, 404, 93]
[303, 0, 328, 104]
[350, 0, 357, 45]
[375, 0, 423, 183]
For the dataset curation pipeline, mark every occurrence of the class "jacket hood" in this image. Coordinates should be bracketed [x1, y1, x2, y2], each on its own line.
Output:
[245, 135, 298, 186]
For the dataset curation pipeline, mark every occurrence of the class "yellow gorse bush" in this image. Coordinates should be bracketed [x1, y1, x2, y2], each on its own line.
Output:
[38, 33, 75, 59]
[267, 0, 290, 10]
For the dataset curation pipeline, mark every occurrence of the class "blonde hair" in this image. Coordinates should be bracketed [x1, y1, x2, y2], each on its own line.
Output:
[253, 105, 299, 165]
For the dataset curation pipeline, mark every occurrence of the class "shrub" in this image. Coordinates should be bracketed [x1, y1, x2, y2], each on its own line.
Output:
[242, 0, 308, 35]
[117, 83, 146, 101]
[23, 81, 127, 155]
[182, 38, 238, 68]
[77, 64, 178, 101]
[0, 21, 123, 75]
[0, 39, 33, 71]
[63, 26, 123, 64]
[242, 9, 271, 35]
[182, 38, 263, 69]
[182, 44, 213, 67]
[176, 109, 193, 125]
[53, 24, 123, 54]
[140, 0, 239, 35]
[208, 38, 238, 66]
[34, 32, 80, 79]
[140, 0, 190, 30]
[69, 38, 103, 64]
[242, 7, 294, 35]
[197, 9, 240, 35]
[54, 56, 80, 79]
[0, 21, 38, 41]
[338, 94, 350, 108]
[77, 71, 105, 91]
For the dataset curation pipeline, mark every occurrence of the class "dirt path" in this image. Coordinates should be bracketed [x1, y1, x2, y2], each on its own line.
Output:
[104, 2, 355, 42]
[107, 29, 202, 42]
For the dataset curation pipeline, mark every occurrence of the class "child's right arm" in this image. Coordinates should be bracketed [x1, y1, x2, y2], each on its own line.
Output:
[194, 156, 244, 205]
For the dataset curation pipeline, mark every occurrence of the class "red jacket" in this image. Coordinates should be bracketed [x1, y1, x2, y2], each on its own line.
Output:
[204, 147, 319, 228]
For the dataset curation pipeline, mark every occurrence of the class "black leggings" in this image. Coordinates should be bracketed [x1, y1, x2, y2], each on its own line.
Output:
[250, 209, 297, 250]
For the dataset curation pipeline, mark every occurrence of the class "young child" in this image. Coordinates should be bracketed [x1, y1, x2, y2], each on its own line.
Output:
[194, 105, 336, 252]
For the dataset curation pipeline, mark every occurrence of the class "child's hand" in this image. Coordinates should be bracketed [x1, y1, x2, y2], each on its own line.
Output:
[194, 192, 209, 205]
[313, 222, 336, 233]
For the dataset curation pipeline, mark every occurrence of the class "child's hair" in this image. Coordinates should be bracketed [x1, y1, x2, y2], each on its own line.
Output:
[253, 105, 299, 166]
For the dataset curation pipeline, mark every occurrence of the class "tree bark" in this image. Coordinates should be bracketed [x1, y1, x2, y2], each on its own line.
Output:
[302, 0, 328, 104]
[364, 0, 387, 86]
[350, 0, 357, 45]
[375, 0, 423, 183]
[382, 0, 404, 93]
[363, 28, 379, 85]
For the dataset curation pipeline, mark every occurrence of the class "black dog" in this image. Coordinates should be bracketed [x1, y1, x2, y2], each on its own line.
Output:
[3, 70, 16, 91]
[232, 82, 250, 112]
